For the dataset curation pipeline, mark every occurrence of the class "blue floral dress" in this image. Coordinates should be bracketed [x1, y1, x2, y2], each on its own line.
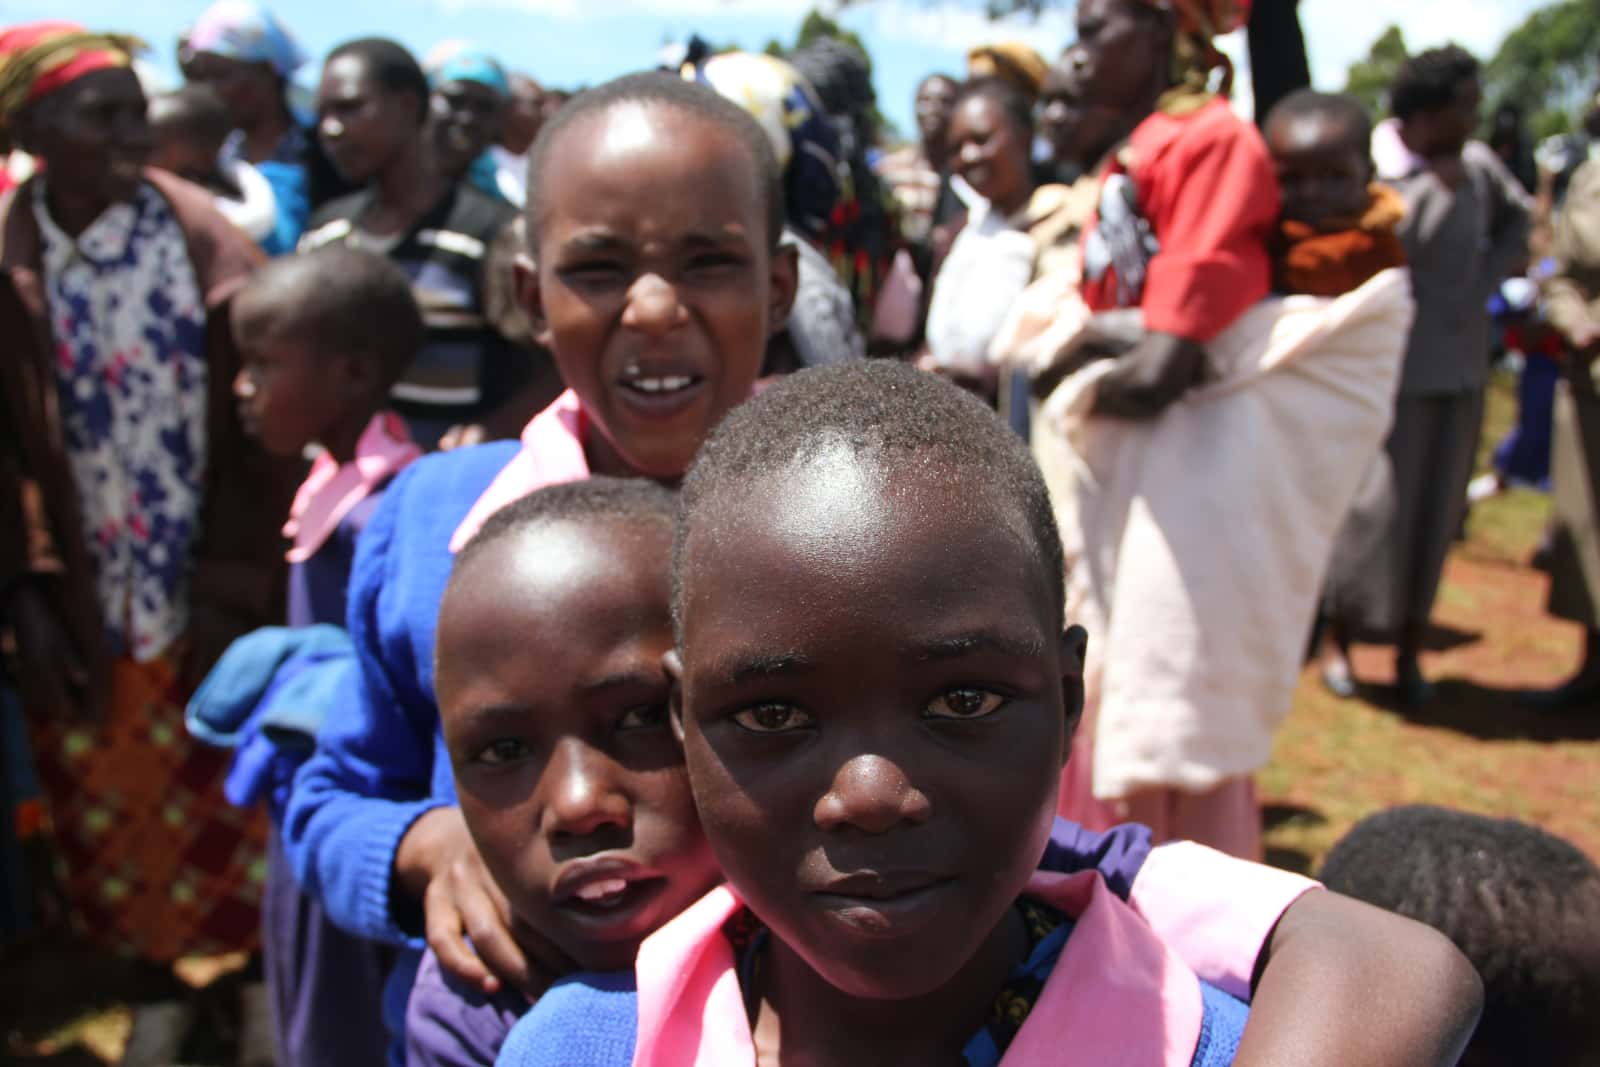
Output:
[34, 180, 208, 662]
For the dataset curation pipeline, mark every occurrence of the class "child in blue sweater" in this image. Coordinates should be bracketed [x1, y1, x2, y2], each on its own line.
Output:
[230, 245, 426, 1066]
[281, 73, 1480, 1065]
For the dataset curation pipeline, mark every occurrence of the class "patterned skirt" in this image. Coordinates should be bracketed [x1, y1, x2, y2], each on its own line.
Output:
[27, 650, 266, 963]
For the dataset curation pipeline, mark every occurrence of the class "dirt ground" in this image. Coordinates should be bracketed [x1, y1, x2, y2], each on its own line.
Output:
[5, 374, 1598, 1064]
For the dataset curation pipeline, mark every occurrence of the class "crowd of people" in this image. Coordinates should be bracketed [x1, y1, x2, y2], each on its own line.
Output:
[0, 1, 1598, 1065]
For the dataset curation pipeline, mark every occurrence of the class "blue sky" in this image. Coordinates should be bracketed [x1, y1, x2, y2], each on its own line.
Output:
[16, 0, 1551, 135]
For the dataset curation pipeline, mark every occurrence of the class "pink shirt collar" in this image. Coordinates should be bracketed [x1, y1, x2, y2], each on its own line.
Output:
[449, 390, 592, 553]
[283, 412, 421, 564]
[632, 870, 1205, 1067]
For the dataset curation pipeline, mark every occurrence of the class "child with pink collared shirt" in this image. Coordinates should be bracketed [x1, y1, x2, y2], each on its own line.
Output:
[232, 245, 426, 629]
[227, 243, 426, 1066]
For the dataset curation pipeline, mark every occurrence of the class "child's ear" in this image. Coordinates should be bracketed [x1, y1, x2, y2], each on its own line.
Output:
[1057, 624, 1088, 768]
[663, 648, 687, 745]
[513, 251, 552, 349]
[766, 241, 800, 338]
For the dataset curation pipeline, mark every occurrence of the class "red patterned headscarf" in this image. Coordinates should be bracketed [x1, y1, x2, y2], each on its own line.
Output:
[1137, 0, 1249, 113]
[1142, 0, 1251, 38]
[0, 21, 143, 128]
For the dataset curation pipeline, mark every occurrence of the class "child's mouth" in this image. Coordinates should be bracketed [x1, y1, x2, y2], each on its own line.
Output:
[552, 859, 670, 931]
[615, 371, 707, 418]
[811, 874, 957, 939]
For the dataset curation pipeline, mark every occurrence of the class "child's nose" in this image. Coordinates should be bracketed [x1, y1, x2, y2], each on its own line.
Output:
[813, 754, 931, 834]
[621, 273, 686, 337]
[539, 741, 631, 839]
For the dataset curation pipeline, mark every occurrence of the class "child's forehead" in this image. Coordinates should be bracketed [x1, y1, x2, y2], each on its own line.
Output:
[540, 104, 757, 216]
[1270, 111, 1362, 156]
[683, 450, 1047, 609]
[458, 517, 672, 606]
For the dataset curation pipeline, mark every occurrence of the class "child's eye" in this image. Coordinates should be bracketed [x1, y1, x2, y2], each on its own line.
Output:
[924, 688, 1006, 720]
[559, 262, 627, 285]
[731, 703, 815, 734]
[475, 738, 531, 766]
[686, 252, 745, 274]
[617, 703, 669, 731]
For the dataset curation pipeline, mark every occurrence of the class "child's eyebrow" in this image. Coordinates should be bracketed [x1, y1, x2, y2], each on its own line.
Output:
[458, 702, 535, 725]
[560, 231, 631, 255]
[707, 650, 816, 685]
[912, 630, 1047, 661]
[578, 668, 669, 696]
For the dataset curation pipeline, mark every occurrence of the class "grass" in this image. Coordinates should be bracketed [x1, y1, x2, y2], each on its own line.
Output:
[6, 373, 1600, 1063]
[1261, 370, 1600, 873]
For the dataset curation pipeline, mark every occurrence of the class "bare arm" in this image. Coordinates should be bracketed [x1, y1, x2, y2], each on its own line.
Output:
[1235, 889, 1482, 1067]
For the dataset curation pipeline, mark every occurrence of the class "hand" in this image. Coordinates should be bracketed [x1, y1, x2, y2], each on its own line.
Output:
[5, 583, 92, 720]
[1031, 316, 1142, 401]
[396, 807, 565, 997]
[437, 424, 488, 452]
[1090, 333, 1209, 419]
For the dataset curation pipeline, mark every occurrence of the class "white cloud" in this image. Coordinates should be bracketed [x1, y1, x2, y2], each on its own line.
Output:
[1299, 0, 1548, 88]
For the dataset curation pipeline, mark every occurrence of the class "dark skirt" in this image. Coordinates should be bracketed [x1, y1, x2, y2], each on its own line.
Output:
[1324, 390, 1484, 637]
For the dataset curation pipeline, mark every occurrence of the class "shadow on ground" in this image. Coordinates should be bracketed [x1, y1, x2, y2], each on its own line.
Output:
[1363, 679, 1600, 743]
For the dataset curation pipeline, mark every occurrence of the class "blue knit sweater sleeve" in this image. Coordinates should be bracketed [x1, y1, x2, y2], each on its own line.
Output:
[281, 444, 517, 945]
[496, 972, 638, 1067]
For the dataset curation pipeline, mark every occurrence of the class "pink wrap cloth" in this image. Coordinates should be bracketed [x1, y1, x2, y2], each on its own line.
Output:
[283, 412, 420, 563]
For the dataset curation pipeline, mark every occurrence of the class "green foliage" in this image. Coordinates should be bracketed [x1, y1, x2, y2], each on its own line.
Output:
[1484, 0, 1600, 141]
[796, 9, 869, 55]
[1342, 24, 1408, 118]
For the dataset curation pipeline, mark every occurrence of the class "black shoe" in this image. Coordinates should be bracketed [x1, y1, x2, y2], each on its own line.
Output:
[1395, 659, 1434, 707]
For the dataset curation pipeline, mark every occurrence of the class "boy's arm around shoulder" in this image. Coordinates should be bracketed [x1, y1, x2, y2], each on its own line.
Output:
[1131, 842, 1481, 1067]
[1235, 886, 1481, 1067]
[282, 462, 455, 945]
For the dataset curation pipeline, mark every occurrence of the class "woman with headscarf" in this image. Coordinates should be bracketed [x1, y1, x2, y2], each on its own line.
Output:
[1022, 0, 1287, 859]
[1054, 0, 1275, 420]
[184, 0, 351, 211]
[788, 37, 895, 330]
[0, 21, 300, 1061]
[685, 50, 865, 370]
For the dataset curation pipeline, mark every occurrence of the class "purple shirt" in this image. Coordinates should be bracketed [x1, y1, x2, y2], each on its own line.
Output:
[406, 947, 530, 1067]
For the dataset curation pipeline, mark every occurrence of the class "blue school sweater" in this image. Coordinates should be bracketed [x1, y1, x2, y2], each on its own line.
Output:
[282, 440, 517, 943]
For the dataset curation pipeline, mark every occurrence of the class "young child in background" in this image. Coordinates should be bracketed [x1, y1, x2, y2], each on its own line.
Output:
[233, 245, 425, 627]
[1254, 89, 1413, 701]
[149, 84, 304, 255]
[225, 245, 425, 1066]
[496, 362, 1482, 1067]
[1264, 90, 1407, 298]
[1321, 806, 1600, 1067]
